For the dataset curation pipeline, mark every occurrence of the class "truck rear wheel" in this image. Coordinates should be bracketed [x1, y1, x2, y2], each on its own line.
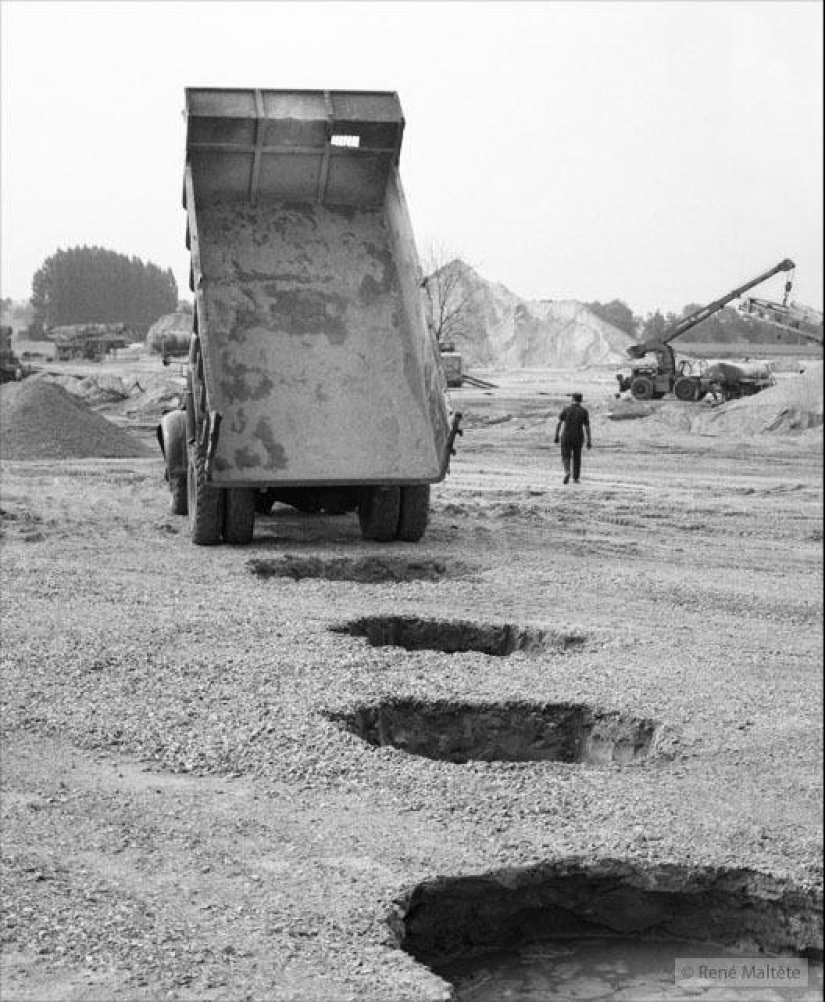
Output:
[630, 376, 655, 400]
[358, 486, 401, 542]
[187, 450, 223, 545]
[397, 485, 430, 542]
[674, 377, 699, 402]
[223, 488, 256, 545]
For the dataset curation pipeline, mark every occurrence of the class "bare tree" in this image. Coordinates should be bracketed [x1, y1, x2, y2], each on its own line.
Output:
[420, 241, 475, 349]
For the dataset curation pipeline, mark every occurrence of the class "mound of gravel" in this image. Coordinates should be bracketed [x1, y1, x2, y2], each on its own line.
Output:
[694, 363, 823, 436]
[0, 380, 151, 460]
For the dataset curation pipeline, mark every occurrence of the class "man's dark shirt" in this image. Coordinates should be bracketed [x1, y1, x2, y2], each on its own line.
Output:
[558, 403, 590, 445]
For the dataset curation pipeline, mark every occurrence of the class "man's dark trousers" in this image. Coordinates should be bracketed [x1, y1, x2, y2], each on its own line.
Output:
[561, 439, 582, 480]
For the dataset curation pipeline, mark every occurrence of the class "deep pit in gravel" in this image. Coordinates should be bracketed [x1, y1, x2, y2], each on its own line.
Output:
[248, 555, 468, 583]
[330, 616, 586, 655]
[328, 699, 660, 765]
[392, 861, 823, 1001]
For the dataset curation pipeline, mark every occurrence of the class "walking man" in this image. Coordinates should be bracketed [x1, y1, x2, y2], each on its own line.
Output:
[554, 392, 592, 484]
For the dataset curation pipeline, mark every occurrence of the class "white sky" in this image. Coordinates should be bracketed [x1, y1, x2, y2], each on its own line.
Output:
[1, 1, 822, 316]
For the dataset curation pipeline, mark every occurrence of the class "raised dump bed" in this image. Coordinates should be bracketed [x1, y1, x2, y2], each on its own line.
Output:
[158, 88, 459, 545]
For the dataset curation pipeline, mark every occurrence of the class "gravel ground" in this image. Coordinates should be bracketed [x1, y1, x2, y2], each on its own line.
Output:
[1, 367, 822, 1000]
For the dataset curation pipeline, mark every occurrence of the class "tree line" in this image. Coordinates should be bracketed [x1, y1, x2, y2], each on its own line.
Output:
[29, 246, 178, 337]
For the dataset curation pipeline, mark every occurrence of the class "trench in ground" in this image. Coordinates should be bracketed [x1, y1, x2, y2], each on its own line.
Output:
[328, 699, 661, 765]
[330, 616, 586, 655]
[391, 861, 823, 1001]
[248, 555, 469, 583]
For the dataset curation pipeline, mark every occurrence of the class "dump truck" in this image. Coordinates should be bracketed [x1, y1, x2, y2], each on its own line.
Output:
[157, 88, 461, 545]
[616, 259, 796, 401]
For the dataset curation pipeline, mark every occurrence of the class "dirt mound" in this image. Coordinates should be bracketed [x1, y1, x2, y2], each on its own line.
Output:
[34, 372, 135, 405]
[607, 399, 656, 421]
[122, 376, 186, 416]
[0, 380, 151, 460]
[431, 262, 634, 368]
[694, 363, 823, 436]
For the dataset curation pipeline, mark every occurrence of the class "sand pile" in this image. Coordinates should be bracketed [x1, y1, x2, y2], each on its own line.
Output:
[34, 372, 132, 404]
[430, 262, 634, 368]
[693, 363, 823, 436]
[123, 376, 185, 416]
[0, 380, 151, 460]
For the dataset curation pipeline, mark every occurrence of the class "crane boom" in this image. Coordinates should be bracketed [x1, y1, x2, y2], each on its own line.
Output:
[626, 258, 796, 373]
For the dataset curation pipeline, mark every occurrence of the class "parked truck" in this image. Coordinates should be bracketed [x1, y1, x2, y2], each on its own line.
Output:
[157, 88, 461, 545]
[616, 259, 796, 402]
[47, 323, 130, 361]
[439, 341, 464, 387]
[0, 326, 25, 383]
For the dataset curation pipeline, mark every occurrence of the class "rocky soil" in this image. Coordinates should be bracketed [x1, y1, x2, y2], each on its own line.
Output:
[1, 363, 822, 1000]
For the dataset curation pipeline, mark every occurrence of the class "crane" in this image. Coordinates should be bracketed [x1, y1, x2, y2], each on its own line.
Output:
[618, 258, 796, 401]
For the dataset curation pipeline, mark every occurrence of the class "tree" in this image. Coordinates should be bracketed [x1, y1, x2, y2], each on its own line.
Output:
[420, 241, 475, 348]
[638, 310, 670, 341]
[586, 299, 637, 337]
[30, 246, 178, 335]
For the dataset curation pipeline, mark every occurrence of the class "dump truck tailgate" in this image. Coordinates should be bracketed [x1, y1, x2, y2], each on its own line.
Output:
[185, 87, 450, 488]
[198, 197, 446, 483]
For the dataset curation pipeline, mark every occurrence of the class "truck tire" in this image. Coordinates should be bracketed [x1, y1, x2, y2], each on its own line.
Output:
[397, 485, 430, 542]
[170, 474, 188, 516]
[223, 488, 256, 545]
[358, 486, 401, 542]
[187, 450, 223, 545]
[674, 377, 699, 402]
[630, 376, 655, 400]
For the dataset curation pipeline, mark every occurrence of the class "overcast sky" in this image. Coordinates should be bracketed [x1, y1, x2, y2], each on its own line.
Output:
[1, 1, 822, 316]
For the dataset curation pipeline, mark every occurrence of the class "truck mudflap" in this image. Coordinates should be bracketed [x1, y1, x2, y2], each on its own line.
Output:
[157, 409, 188, 480]
[182, 88, 451, 489]
[439, 412, 463, 478]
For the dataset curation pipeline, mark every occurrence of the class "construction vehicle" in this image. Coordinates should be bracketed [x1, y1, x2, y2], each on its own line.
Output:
[47, 323, 130, 361]
[157, 88, 460, 545]
[617, 259, 796, 402]
[439, 340, 464, 387]
[698, 359, 776, 401]
[0, 326, 25, 383]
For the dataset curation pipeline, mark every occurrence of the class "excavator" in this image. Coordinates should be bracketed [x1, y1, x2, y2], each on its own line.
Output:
[617, 258, 797, 402]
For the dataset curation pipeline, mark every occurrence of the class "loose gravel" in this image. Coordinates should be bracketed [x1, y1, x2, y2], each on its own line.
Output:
[0, 380, 150, 460]
[0, 368, 821, 1001]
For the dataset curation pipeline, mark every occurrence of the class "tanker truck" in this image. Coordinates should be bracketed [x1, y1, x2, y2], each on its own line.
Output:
[157, 88, 461, 545]
[700, 359, 775, 401]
